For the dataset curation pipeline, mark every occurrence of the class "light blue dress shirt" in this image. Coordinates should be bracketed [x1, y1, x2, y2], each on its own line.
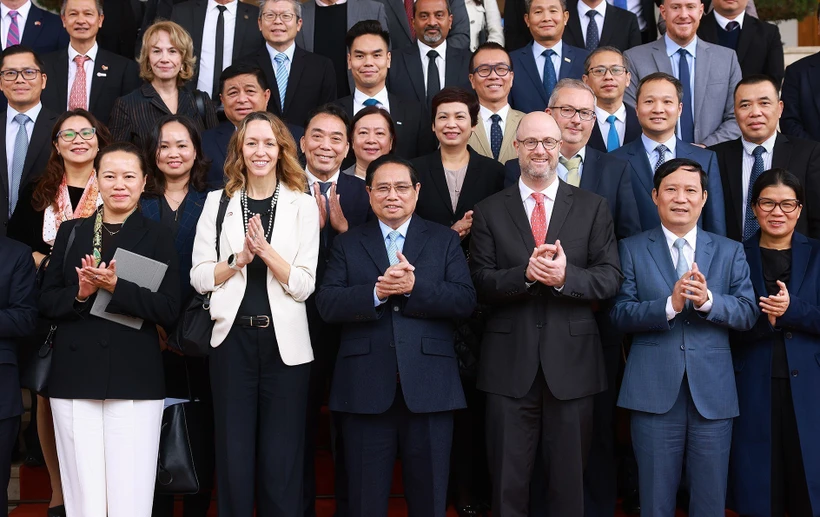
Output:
[373, 217, 412, 306]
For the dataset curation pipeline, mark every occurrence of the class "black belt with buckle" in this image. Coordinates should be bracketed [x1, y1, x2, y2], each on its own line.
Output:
[234, 315, 271, 328]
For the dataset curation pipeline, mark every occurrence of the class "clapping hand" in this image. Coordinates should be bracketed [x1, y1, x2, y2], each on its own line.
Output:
[682, 262, 709, 308]
[327, 183, 349, 233]
[375, 251, 416, 299]
[313, 183, 328, 229]
[451, 210, 473, 240]
[75, 254, 99, 300]
[760, 280, 790, 327]
[78, 255, 118, 294]
[525, 241, 567, 287]
[246, 214, 274, 260]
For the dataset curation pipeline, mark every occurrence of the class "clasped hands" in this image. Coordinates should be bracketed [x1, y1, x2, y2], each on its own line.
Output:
[235, 213, 277, 267]
[670, 262, 709, 312]
[451, 210, 473, 240]
[314, 182, 349, 233]
[525, 240, 567, 288]
[375, 251, 415, 300]
[76, 254, 117, 300]
[760, 279, 790, 327]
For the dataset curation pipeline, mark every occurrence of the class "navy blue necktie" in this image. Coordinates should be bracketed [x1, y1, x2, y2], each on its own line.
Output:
[743, 146, 766, 241]
[490, 114, 503, 160]
[585, 11, 600, 51]
[542, 49, 557, 100]
[677, 48, 695, 143]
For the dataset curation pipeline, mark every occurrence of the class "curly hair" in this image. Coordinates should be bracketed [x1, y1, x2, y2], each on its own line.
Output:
[138, 20, 196, 86]
[32, 109, 112, 212]
[224, 111, 307, 197]
[143, 114, 211, 195]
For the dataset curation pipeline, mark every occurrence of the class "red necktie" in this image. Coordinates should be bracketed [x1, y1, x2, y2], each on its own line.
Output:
[530, 193, 547, 246]
[404, 0, 416, 40]
[69, 55, 90, 111]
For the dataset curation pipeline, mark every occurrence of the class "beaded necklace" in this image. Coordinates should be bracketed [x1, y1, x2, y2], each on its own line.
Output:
[241, 182, 280, 241]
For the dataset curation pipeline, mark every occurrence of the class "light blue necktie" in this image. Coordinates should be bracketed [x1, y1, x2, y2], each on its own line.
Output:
[363, 98, 380, 107]
[743, 146, 766, 241]
[674, 237, 691, 309]
[606, 114, 620, 152]
[386, 230, 401, 265]
[273, 52, 289, 111]
[8, 113, 30, 217]
[542, 49, 557, 100]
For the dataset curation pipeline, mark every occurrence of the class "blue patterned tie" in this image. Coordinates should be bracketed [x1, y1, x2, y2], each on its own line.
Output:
[490, 114, 503, 160]
[8, 113, 29, 217]
[386, 230, 400, 265]
[606, 114, 620, 151]
[654, 144, 669, 172]
[542, 49, 557, 100]
[585, 11, 600, 51]
[677, 48, 695, 143]
[273, 52, 289, 111]
[743, 145, 766, 241]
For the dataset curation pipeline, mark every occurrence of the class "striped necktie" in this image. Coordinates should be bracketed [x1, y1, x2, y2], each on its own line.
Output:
[6, 10, 20, 47]
[274, 52, 288, 112]
[8, 113, 30, 217]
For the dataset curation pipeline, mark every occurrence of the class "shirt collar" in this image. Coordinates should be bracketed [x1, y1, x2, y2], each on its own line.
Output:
[68, 42, 99, 62]
[379, 216, 412, 240]
[479, 104, 510, 125]
[741, 132, 777, 156]
[713, 9, 744, 30]
[641, 133, 677, 156]
[418, 39, 446, 60]
[7, 102, 41, 124]
[208, 0, 237, 14]
[661, 224, 698, 252]
[594, 103, 625, 123]
[1, 1, 31, 19]
[266, 41, 296, 63]
[519, 176, 559, 204]
[560, 146, 586, 162]
[304, 167, 340, 186]
[315, 0, 347, 6]
[532, 39, 563, 61]
[354, 86, 389, 108]
[664, 33, 698, 59]
[577, 0, 606, 20]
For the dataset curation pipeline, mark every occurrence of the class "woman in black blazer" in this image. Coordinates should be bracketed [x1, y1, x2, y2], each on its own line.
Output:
[109, 20, 218, 148]
[39, 142, 179, 517]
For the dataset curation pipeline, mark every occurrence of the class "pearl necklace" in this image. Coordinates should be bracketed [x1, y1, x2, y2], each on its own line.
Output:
[241, 183, 280, 241]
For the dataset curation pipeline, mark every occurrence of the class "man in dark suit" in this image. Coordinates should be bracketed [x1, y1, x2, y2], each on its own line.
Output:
[241, 0, 336, 127]
[0, 235, 37, 514]
[335, 20, 436, 160]
[373, 0, 470, 50]
[388, 0, 472, 106]
[509, 0, 589, 114]
[611, 72, 726, 234]
[780, 49, 820, 142]
[582, 46, 641, 152]
[710, 74, 820, 241]
[696, 0, 783, 85]
[95, 0, 139, 59]
[316, 154, 476, 517]
[563, 0, 641, 52]
[470, 111, 622, 517]
[1, 0, 68, 55]
[0, 45, 58, 236]
[171, 0, 264, 101]
[41, 0, 140, 125]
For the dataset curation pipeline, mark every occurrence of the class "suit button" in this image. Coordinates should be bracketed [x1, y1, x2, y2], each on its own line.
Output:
[393, 306, 399, 312]
[785, 332, 793, 339]
[685, 320, 690, 325]
[792, 370, 799, 377]
[389, 341, 395, 348]
[680, 345, 685, 351]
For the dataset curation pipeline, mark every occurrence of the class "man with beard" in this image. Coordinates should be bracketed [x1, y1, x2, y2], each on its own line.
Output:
[387, 0, 472, 107]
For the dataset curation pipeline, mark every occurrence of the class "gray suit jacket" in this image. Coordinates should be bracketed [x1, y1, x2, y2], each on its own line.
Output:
[373, 0, 470, 50]
[296, 0, 389, 52]
[623, 37, 742, 147]
[468, 108, 524, 165]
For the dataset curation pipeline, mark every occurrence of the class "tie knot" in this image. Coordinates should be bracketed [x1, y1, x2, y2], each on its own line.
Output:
[274, 52, 287, 65]
[655, 144, 669, 157]
[752, 145, 766, 158]
[542, 49, 556, 58]
[8, 10, 17, 17]
[677, 48, 689, 57]
[531, 192, 545, 206]
[13, 113, 29, 125]
[363, 98, 380, 107]
[427, 49, 439, 59]
[559, 155, 582, 170]
[217, 4, 227, 12]
[606, 114, 617, 124]
[387, 230, 400, 243]
[318, 181, 332, 194]
[725, 21, 740, 31]
[673, 237, 687, 251]
[586, 10, 597, 19]
[490, 114, 501, 123]
[73, 55, 89, 65]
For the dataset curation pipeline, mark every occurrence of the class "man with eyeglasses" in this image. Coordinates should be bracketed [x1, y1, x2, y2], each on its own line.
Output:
[582, 46, 641, 153]
[469, 110, 622, 517]
[467, 42, 525, 164]
[316, 154, 476, 517]
[0, 45, 57, 236]
[709, 74, 820, 242]
[240, 0, 336, 127]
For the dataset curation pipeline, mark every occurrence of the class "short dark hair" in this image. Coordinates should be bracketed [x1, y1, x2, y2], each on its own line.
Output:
[365, 154, 419, 187]
[412, 0, 451, 16]
[751, 168, 805, 206]
[0, 45, 44, 71]
[431, 87, 480, 127]
[345, 20, 390, 52]
[351, 105, 397, 150]
[733, 74, 780, 99]
[637, 72, 683, 104]
[469, 42, 512, 74]
[219, 62, 269, 95]
[653, 157, 708, 192]
[304, 103, 351, 139]
[583, 45, 629, 73]
[524, 0, 566, 14]
[144, 115, 211, 195]
[95, 142, 148, 178]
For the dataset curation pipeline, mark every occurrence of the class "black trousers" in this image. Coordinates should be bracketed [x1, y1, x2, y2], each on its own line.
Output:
[0, 414, 19, 512]
[486, 370, 594, 517]
[342, 386, 454, 517]
[770, 377, 813, 517]
[449, 379, 490, 508]
[210, 325, 311, 517]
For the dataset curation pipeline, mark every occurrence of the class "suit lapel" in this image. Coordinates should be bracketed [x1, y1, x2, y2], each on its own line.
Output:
[114, 210, 150, 261]
[404, 48, 426, 102]
[444, 46, 463, 90]
[693, 40, 710, 130]
[503, 186, 536, 252]
[744, 236, 767, 297]
[387, 0, 412, 41]
[625, 104, 641, 142]
[735, 19, 754, 65]
[559, 45, 576, 80]
[23, 110, 56, 184]
[233, 4, 254, 57]
[517, 45, 548, 106]
[401, 216, 430, 265]
[579, 148, 602, 194]
[51, 49, 70, 111]
[502, 110, 523, 160]
[693, 228, 714, 279]
[88, 51, 109, 114]
[191, 0, 207, 54]
[771, 132, 791, 170]
[565, 3, 584, 46]
[647, 226, 679, 291]
[300, 3, 315, 52]
[0, 113, 6, 197]
[789, 232, 811, 295]
[650, 41, 673, 75]
[454, 151, 483, 216]
[223, 194, 245, 264]
[22, 7, 44, 47]
[360, 219, 391, 272]
[599, 8, 617, 46]
[626, 140, 654, 196]
[426, 151, 455, 216]
[724, 139, 745, 233]
[588, 123, 606, 152]
[176, 189, 207, 254]
[471, 119, 492, 157]
[284, 48, 308, 114]
[547, 181, 572, 243]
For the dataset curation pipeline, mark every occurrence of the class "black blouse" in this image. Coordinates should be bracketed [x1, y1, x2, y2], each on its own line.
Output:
[237, 196, 277, 318]
[8, 181, 86, 255]
[760, 247, 792, 379]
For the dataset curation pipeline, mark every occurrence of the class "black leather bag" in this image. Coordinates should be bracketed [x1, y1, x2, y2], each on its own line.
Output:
[168, 192, 229, 357]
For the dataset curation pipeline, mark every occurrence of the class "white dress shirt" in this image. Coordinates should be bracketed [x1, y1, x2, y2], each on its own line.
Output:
[196, 0, 237, 95]
[594, 103, 626, 147]
[373, 216, 412, 305]
[713, 9, 745, 30]
[661, 224, 713, 319]
[479, 103, 510, 144]
[353, 86, 391, 114]
[6, 102, 41, 187]
[305, 167, 341, 189]
[557, 146, 586, 183]
[641, 133, 677, 168]
[664, 34, 698, 135]
[265, 41, 295, 97]
[740, 133, 776, 223]
[66, 43, 98, 110]
[1, 0, 30, 50]
[418, 40, 447, 93]
[607, 0, 644, 31]
[532, 39, 562, 88]
[519, 176, 559, 223]
[577, 0, 606, 43]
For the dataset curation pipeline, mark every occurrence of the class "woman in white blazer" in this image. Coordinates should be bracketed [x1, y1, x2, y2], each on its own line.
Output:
[464, 0, 504, 52]
[190, 111, 319, 517]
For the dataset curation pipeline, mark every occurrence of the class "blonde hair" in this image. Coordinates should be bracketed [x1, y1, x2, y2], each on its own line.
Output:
[224, 111, 308, 197]
[138, 21, 196, 86]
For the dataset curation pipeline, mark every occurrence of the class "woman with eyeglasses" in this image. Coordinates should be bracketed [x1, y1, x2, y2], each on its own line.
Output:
[730, 168, 820, 517]
[8, 109, 111, 517]
[343, 105, 396, 180]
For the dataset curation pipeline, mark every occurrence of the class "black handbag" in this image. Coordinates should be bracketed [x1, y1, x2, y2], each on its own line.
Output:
[168, 192, 229, 357]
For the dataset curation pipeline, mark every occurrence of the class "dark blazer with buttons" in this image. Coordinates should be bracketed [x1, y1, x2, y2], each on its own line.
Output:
[562, 2, 642, 52]
[39, 212, 180, 400]
[387, 44, 473, 105]
[587, 103, 642, 153]
[41, 47, 141, 125]
[508, 42, 589, 114]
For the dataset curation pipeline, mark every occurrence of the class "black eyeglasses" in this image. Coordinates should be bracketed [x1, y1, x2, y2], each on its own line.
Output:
[0, 68, 41, 81]
[586, 65, 627, 77]
[56, 127, 96, 142]
[517, 138, 560, 151]
[755, 198, 801, 213]
[260, 11, 296, 22]
[549, 105, 596, 121]
[471, 64, 512, 78]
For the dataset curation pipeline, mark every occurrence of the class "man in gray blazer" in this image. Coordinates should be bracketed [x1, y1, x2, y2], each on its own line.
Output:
[623, 0, 741, 148]
[373, 0, 470, 50]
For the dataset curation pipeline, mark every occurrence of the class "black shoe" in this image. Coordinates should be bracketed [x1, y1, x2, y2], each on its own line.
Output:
[622, 489, 640, 515]
[47, 505, 66, 517]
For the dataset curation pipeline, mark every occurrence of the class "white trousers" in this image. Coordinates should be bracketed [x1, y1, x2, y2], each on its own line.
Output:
[50, 398, 164, 517]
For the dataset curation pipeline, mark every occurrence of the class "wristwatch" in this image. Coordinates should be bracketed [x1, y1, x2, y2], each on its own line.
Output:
[227, 253, 240, 270]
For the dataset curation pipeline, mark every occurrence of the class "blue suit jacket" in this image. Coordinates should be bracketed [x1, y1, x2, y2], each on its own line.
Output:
[503, 147, 642, 240]
[316, 216, 476, 414]
[730, 232, 820, 515]
[508, 42, 589, 114]
[611, 226, 758, 419]
[22, 4, 69, 55]
[610, 137, 727, 235]
[781, 52, 820, 142]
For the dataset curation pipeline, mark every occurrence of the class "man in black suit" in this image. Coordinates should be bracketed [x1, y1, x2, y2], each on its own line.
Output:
[95, 0, 139, 59]
[41, 0, 140, 125]
[241, 0, 336, 127]
[563, 0, 641, 52]
[387, 0, 472, 106]
[696, 0, 783, 85]
[373, 0, 470, 50]
[171, 0, 264, 101]
[582, 46, 641, 152]
[316, 154, 476, 517]
[1, 0, 69, 55]
[335, 21, 436, 160]
[470, 110, 622, 517]
[0, 45, 58, 236]
[710, 74, 820, 241]
[0, 235, 37, 514]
